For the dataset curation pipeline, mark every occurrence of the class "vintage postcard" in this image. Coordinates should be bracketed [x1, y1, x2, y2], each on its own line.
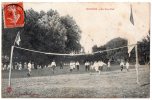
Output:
[1, 2, 150, 98]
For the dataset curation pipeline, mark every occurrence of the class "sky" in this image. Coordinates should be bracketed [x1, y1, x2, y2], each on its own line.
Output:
[23, 2, 150, 53]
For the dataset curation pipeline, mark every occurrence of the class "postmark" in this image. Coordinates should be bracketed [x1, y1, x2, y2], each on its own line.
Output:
[3, 2, 24, 28]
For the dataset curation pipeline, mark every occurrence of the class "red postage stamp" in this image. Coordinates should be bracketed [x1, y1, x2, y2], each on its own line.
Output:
[3, 2, 24, 28]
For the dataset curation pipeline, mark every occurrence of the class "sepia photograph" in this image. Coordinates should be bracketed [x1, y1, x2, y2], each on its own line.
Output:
[1, 2, 150, 98]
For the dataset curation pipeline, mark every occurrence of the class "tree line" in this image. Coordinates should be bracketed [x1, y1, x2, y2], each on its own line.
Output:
[92, 35, 150, 64]
[2, 9, 81, 65]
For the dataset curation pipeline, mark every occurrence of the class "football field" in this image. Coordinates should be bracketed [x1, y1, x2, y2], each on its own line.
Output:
[2, 65, 150, 98]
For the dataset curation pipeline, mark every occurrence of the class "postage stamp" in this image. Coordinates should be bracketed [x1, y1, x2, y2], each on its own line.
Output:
[3, 2, 24, 28]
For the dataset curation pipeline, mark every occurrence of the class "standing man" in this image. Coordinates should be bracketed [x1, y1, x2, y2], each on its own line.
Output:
[85, 61, 88, 71]
[60, 61, 63, 69]
[76, 61, 80, 71]
[14, 62, 18, 70]
[27, 61, 32, 76]
[120, 60, 125, 71]
[16, 62, 19, 70]
[31, 62, 34, 69]
[87, 61, 90, 71]
[98, 61, 107, 74]
[126, 61, 130, 71]
[51, 60, 56, 74]
[24, 62, 27, 69]
[70, 61, 74, 72]
[18, 62, 22, 70]
[107, 60, 111, 71]
[3, 64, 7, 70]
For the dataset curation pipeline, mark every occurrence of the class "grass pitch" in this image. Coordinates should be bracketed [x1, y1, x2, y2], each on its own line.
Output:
[2, 65, 150, 98]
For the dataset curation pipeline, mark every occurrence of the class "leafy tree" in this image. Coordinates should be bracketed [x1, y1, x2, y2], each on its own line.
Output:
[92, 45, 107, 62]
[91, 38, 128, 63]
[61, 15, 81, 53]
[129, 31, 150, 64]
[137, 34, 150, 64]
[2, 9, 82, 65]
[105, 37, 128, 62]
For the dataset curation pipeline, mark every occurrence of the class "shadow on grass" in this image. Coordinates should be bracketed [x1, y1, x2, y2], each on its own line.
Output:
[140, 83, 150, 87]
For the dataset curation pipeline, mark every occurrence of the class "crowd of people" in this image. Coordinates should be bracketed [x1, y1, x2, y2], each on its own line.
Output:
[2, 59, 130, 76]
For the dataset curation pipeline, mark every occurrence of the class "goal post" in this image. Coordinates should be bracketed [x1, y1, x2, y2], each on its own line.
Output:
[7, 43, 141, 92]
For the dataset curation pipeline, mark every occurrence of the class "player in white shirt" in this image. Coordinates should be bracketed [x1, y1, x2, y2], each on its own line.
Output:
[70, 61, 75, 72]
[18, 62, 22, 70]
[126, 61, 130, 71]
[98, 61, 106, 71]
[3, 64, 7, 70]
[27, 61, 32, 76]
[107, 60, 111, 71]
[120, 60, 125, 71]
[76, 61, 80, 71]
[85, 61, 89, 71]
[98, 61, 107, 74]
[51, 60, 56, 74]
[91, 61, 97, 71]
[90, 61, 106, 74]
[7, 64, 10, 70]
